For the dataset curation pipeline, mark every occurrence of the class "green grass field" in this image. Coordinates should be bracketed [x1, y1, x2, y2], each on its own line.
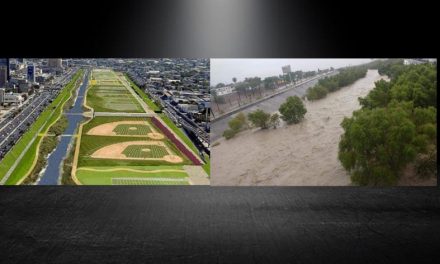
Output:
[87, 69, 144, 113]
[86, 85, 144, 113]
[124, 73, 161, 112]
[159, 113, 199, 154]
[92, 70, 117, 80]
[76, 165, 189, 185]
[122, 145, 168, 158]
[112, 178, 188, 185]
[202, 155, 210, 176]
[0, 70, 83, 184]
[113, 124, 151, 135]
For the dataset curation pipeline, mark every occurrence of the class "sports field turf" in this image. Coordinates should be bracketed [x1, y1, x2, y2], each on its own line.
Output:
[124, 73, 161, 112]
[75, 166, 189, 185]
[122, 145, 168, 158]
[86, 69, 144, 113]
[86, 85, 144, 113]
[113, 124, 151, 135]
[83, 116, 154, 134]
[78, 135, 190, 167]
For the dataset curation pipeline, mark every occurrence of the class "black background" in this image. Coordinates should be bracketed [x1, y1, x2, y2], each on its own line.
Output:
[1, 0, 439, 263]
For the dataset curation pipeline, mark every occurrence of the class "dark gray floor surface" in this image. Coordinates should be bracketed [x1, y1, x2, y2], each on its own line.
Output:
[1, 187, 439, 263]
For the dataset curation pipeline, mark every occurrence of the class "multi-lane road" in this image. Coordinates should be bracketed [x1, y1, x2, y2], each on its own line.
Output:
[0, 69, 77, 161]
[0, 92, 51, 159]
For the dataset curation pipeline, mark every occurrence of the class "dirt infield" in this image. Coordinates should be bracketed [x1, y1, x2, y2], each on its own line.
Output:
[86, 121, 164, 139]
[91, 141, 183, 163]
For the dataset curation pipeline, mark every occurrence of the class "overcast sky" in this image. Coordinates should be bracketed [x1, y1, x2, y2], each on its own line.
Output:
[210, 59, 373, 86]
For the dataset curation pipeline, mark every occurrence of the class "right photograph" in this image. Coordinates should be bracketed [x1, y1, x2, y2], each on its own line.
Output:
[210, 59, 437, 186]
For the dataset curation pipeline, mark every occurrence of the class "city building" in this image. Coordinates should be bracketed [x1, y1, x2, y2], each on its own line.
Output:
[0, 88, 23, 105]
[0, 66, 7, 87]
[0, 59, 10, 81]
[17, 78, 30, 93]
[213, 85, 234, 96]
[48, 58, 62, 68]
[0, 88, 4, 103]
[404, 58, 437, 65]
[27, 64, 35, 83]
[36, 73, 52, 83]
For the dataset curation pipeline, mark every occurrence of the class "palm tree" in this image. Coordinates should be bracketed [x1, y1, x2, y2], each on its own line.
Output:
[232, 77, 241, 106]
[211, 88, 221, 113]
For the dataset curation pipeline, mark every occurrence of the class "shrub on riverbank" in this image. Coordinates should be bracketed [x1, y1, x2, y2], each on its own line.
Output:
[61, 138, 77, 185]
[22, 136, 58, 184]
[223, 113, 248, 139]
[248, 109, 271, 129]
[48, 115, 68, 136]
[279, 96, 307, 124]
[306, 67, 367, 101]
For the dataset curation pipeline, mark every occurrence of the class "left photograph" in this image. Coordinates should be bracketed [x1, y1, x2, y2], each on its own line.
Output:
[0, 58, 210, 185]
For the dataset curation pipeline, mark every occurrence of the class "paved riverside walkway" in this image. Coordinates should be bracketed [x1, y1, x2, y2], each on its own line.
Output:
[184, 165, 210, 185]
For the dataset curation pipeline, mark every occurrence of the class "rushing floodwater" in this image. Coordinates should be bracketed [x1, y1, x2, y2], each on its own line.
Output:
[211, 70, 388, 186]
[37, 70, 90, 185]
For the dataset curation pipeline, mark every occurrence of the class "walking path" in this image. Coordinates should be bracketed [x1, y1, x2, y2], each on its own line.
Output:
[184, 165, 209, 185]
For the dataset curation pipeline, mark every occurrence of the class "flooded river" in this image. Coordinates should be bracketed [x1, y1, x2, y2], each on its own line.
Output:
[211, 70, 388, 186]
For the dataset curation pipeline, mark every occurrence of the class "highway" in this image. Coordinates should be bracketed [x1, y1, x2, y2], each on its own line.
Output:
[0, 93, 51, 159]
[0, 69, 77, 161]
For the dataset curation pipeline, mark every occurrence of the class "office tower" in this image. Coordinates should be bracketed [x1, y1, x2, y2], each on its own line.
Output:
[27, 64, 35, 83]
[0, 66, 7, 87]
[0, 59, 9, 81]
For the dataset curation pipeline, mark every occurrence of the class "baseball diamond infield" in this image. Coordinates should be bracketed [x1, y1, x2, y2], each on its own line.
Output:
[86, 120, 164, 139]
[90, 141, 183, 163]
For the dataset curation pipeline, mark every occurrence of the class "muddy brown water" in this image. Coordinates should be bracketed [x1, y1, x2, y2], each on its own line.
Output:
[211, 70, 389, 186]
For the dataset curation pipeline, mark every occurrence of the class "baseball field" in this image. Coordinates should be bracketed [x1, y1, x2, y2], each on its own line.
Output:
[72, 69, 207, 185]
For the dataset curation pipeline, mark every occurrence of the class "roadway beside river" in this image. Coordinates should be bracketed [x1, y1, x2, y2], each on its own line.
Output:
[211, 72, 337, 142]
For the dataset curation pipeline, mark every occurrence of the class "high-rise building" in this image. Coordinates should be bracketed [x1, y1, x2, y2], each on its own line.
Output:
[27, 64, 35, 83]
[0, 88, 5, 103]
[0, 66, 7, 87]
[48, 58, 62, 68]
[6, 58, 10, 81]
[0, 58, 9, 82]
